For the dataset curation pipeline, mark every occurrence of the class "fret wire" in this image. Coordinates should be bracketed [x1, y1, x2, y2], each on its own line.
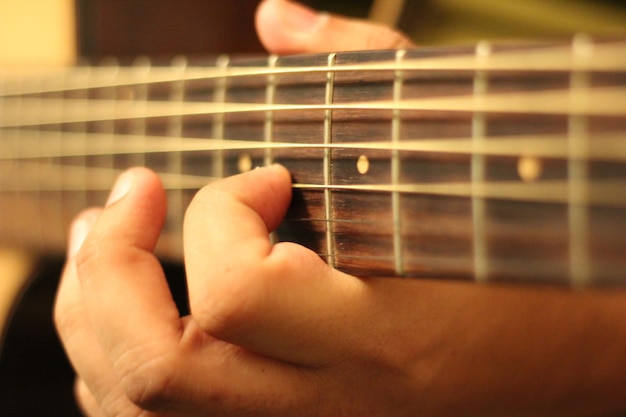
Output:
[264, 55, 278, 168]
[2, 40, 626, 96]
[1, 75, 22, 246]
[99, 61, 119, 178]
[391, 49, 405, 276]
[266, 55, 279, 245]
[55, 73, 66, 244]
[212, 55, 230, 179]
[2, 39, 625, 286]
[46, 70, 67, 250]
[166, 56, 188, 255]
[32, 75, 44, 250]
[0, 75, 4, 240]
[14, 75, 27, 248]
[129, 57, 152, 166]
[471, 41, 490, 283]
[3, 85, 626, 129]
[568, 35, 593, 287]
[73, 67, 90, 213]
[324, 53, 337, 269]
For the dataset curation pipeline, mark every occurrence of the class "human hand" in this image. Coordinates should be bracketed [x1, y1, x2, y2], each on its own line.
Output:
[55, 165, 626, 417]
[255, 0, 415, 54]
[54, 2, 626, 417]
[53, 166, 427, 417]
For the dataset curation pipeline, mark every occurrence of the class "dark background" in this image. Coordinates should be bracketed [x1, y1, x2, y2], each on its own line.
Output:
[76, 0, 375, 59]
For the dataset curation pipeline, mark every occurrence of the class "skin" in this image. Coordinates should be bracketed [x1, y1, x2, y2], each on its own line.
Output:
[54, 1, 626, 416]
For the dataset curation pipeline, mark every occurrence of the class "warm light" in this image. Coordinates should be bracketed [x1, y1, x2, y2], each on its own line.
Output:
[0, 0, 76, 66]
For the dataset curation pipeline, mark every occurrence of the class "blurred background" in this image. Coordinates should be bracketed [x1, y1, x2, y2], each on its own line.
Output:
[1, 0, 625, 65]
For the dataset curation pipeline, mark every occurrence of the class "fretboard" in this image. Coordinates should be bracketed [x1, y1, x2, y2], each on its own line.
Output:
[1, 37, 626, 286]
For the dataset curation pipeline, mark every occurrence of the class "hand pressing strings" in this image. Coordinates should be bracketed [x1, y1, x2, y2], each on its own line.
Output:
[54, 1, 626, 416]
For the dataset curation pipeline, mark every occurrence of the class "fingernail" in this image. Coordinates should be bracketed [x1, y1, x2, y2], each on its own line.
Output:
[106, 170, 134, 207]
[68, 215, 94, 257]
[279, 0, 327, 33]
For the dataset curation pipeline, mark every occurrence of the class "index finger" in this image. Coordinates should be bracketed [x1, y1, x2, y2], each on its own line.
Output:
[184, 164, 366, 365]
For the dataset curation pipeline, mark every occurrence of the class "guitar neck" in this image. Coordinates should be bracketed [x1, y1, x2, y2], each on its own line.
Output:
[1, 38, 626, 286]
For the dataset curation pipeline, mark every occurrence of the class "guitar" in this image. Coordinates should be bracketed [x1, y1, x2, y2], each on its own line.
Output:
[1, 37, 625, 287]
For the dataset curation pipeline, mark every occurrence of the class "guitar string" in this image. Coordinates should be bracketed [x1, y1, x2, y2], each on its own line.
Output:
[0, 150, 608, 276]
[1, 43, 625, 284]
[2, 85, 626, 129]
[2, 160, 626, 208]
[1, 41, 625, 214]
[1, 40, 625, 96]
[2, 129, 626, 162]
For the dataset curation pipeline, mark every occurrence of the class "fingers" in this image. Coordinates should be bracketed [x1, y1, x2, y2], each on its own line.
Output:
[69, 168, 188, 402]
[255, 0, 415, 55]
[57, 167, 320, 416]
[55, 209, 147, 417]
[185, 165, 369, 365]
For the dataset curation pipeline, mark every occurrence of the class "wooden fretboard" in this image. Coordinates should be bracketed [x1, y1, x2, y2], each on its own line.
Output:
[1, 37, 626, 286]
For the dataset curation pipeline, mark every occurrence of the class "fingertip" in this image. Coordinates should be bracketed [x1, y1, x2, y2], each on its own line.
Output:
[266, 163, 293, 190]
[211, 162, 292, 193]
[255, 0, 294, 54]
[68, 168, 165, 258]
[198, 163, 293, 233]
[255, 0, 329, 54]
[255, 0, 414, 54]
[109, 167, 165, 205]
[237, 163, 293, 231]
[75, 167, 167, 264]
[109, 167, 167, 230]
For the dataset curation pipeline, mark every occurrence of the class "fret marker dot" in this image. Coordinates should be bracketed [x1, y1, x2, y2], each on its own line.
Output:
[357, 155, 370, 175]
[476, 41, 492, 57]
[517, 156, 542, 182]
[238, 153, 252, 173]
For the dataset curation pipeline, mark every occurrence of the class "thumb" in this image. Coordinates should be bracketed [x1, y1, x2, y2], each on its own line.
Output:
[255, 0, 414, 55]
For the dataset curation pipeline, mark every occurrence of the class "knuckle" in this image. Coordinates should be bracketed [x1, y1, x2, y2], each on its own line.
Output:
[191, 271, 256, 335]
[186, 183, 220, 211]
[184, 185, 218, 230]
[115, 348, 178, 409]
[190, 245, 313, 335]
[74, 237, 102, 284]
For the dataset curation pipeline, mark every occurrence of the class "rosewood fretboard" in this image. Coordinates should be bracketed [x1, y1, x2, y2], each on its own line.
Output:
[1, 37, 626, 286]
